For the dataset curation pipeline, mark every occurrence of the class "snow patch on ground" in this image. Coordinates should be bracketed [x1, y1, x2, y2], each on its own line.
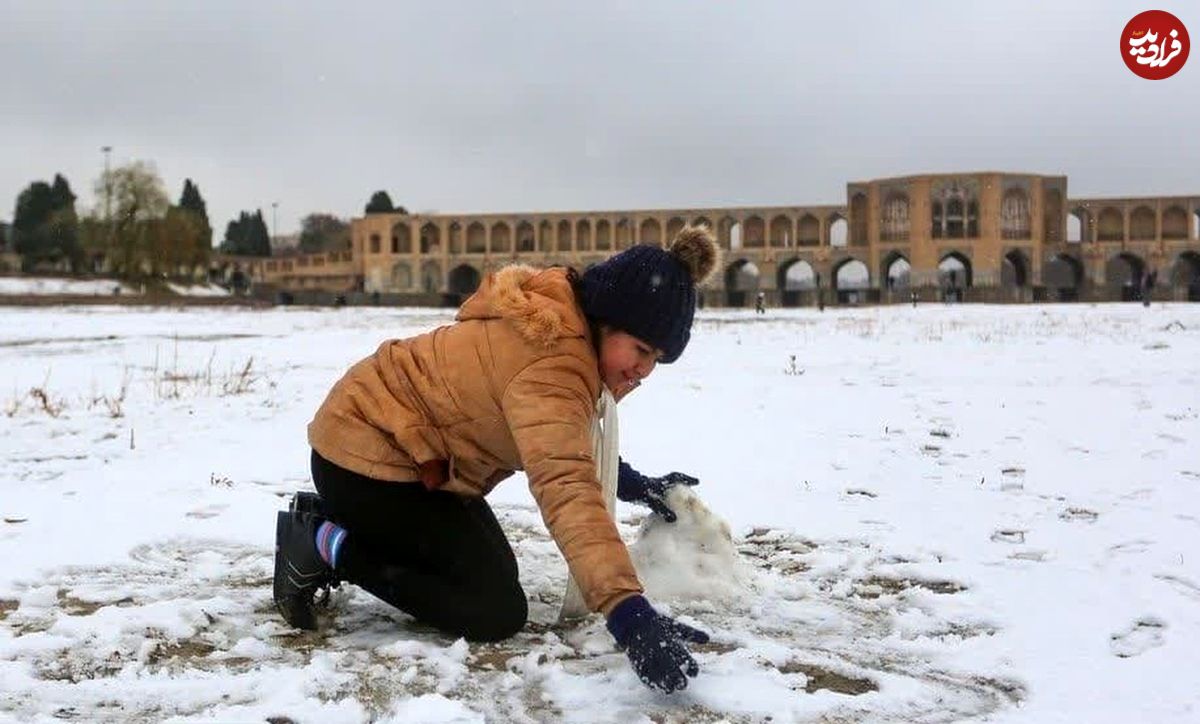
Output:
[0, 276, 138, 296]
[165, 282, 231, 297]
[0, 304, 1197, 721]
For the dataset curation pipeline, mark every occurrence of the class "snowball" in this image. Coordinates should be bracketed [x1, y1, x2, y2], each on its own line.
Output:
[628, 486, 750, 604]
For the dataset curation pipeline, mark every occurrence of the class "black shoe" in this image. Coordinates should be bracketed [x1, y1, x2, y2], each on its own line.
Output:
[273, 510, 332, 630]
[288, 491, 330, 520]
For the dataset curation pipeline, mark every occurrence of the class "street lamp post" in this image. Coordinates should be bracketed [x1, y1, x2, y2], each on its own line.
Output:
[271, 202, 278, 250]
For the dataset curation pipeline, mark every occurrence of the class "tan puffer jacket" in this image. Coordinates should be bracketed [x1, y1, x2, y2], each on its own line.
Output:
[307, 265, 642, 614]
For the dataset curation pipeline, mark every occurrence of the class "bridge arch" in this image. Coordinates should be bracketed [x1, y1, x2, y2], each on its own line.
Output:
[1002, 249, 1030, 288]
[419, 223, 440, 254]
[778, 258, 816, 307]
[828, 214, 848, 247]
[1172, 251, 1200, 300]
[391, 222, 412, 254]
[639, 218, 661, 246]
[724, 259, 761, 307]
[881, 251, 910, 290]
[938, 251, 973, 288]
[448, 264, 481, 296]
[1162, 206, 1188, 240]
[1105, 252, 1146, 300]
[1130, 206, 1156, 240]
[1043, 253, 1084, 301]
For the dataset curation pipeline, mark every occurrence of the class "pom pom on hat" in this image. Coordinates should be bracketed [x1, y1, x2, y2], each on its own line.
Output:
[668, 225, 720, 286]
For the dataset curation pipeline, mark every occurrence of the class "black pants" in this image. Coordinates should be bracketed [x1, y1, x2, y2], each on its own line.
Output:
[311, 450, 527, 642]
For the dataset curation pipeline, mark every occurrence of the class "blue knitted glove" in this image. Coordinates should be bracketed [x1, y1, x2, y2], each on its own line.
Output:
[617, 460, 699, 523]
[607, 594, 709, 693]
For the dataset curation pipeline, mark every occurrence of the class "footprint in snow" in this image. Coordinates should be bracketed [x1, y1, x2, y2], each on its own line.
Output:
[1058, 508, 1098, 523]
[1110, 617, 1166, 658]
[990, 529, 1026, 544]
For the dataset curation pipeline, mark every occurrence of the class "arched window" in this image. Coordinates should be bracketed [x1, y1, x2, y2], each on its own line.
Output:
[391, 223, 411, 254]
[1129, 206, 1156, 240]
[1097, 208, 1124, 241]
[880, 193, 909, 242]
[743, 216, 765, 248]
[1001, 188, 1030, 240]
[1162, 206, 1188, 240]
[932, 182, 979, 239]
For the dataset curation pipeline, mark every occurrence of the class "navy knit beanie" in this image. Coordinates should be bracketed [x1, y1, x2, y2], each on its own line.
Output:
[579, 225, 719, 363]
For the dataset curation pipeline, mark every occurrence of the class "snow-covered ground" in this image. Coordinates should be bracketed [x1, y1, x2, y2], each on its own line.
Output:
[0, 277, 138, 296]
[164, 283, 231, 298]
[0, 277, 230, 298]
[0, 303, 1197, 723]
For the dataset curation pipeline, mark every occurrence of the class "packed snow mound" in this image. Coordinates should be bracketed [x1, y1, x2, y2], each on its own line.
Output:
[628, 486, 750, 603]
[167, 282, 232, 297]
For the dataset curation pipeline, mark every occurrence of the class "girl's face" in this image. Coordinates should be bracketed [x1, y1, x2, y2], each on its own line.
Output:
[597, 326, 663, 402]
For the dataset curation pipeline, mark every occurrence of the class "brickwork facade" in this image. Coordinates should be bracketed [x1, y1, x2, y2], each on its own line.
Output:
[239, 172, 1200, 306]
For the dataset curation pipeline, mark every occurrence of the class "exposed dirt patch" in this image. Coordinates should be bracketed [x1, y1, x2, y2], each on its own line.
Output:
[56, 590, 134, 616]
[147, 638, 217, 665]
[35, 651, 126, 683]
[468, 646, 522, 671]
[647, 707, 750, 723]
[737, 533, 815, 576]
[692, 640, 740, 655]
[0, 598, 18, 621]
[778, 660, 879, 695]
[854, 576, 966, 598]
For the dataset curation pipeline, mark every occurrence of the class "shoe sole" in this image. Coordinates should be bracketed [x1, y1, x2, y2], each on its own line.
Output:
[273, 510, 320, 630]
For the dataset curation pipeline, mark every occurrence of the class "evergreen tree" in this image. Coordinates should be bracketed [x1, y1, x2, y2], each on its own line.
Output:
[220, 213, 248, 255]
[249, 209, 270, 256]
[11, 177, 81, 270]
[177, 179, 213, 249]
[12, 181, 55, 265]
[49, 174, 76, 211]
[219, 210, 271, 256]
[365, 190, 395, 214]
[47, 174, 82, 270]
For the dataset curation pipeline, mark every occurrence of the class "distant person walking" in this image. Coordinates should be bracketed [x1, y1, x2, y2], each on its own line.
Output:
[754, 290, 766, 314]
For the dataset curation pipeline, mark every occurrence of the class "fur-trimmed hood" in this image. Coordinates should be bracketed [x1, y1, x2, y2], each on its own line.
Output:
[456, 265, 588, 348]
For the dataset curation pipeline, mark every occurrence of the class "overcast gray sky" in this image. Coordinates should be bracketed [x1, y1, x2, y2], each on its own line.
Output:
[2, 0, 1196, 237]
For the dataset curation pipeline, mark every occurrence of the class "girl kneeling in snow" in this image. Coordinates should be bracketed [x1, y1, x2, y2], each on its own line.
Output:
[274, 226, 718, 693]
